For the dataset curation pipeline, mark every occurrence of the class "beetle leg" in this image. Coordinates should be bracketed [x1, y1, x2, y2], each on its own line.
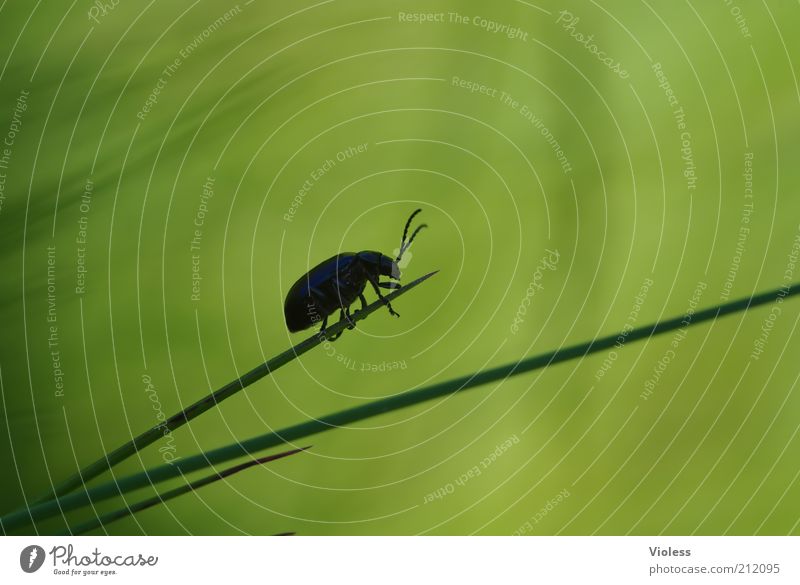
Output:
[329, 278, 358, 329]
[327, 309, 354, 341]
[369, 277, 400, 318]
[351, 293, 368, 319]
[325, 312, 346, 341]
[347, 291, 367, 318]
[339, 307, 355, 330]
[344, 306, 356, 329]
[378, 281, 401, 290]
[317, 314, 329, 338]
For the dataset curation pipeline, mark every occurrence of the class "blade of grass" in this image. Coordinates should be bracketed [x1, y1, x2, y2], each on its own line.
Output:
[3, 282, 798, 531]
[64, 446, 309, 536]
[35, 270, 438, 503]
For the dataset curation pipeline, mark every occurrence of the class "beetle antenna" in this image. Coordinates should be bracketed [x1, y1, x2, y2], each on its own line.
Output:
[399, 208, 422, 249]
[396, 209, 427, 262]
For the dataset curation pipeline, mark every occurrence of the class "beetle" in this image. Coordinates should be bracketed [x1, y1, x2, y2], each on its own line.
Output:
[284, 208, 427, 339]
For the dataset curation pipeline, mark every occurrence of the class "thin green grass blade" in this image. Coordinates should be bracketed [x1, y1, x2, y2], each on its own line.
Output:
[34, 270, 438, 503]
[2, 282, 797, 532]
[64, 447, 309, 536]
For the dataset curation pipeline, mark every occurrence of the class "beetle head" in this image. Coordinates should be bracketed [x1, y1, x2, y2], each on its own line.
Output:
[356, 251, 400, 280]
[385, 256, 401, 280]
[357, 210, 426, 281]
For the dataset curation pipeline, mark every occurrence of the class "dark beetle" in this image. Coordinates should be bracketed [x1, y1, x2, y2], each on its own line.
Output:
[284, 209, 427, 339]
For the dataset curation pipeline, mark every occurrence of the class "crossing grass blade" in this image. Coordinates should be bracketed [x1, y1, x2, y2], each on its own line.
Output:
[2, 282, 796, 532]
[29, 270, 438, 507]
[64, 447, 310, 535]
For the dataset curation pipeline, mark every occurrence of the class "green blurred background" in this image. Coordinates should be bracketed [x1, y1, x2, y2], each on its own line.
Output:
[1, 0, 799, 535]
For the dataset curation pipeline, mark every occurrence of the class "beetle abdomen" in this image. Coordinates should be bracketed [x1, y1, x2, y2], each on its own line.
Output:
[283, 253, 366, 332]
[283, 293, 320, 332]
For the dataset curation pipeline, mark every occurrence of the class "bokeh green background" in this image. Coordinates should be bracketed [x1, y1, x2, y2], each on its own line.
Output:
[1, 0, 799, 535]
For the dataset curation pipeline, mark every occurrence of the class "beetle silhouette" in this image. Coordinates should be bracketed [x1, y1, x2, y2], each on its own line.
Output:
[284, 209, 427, 339]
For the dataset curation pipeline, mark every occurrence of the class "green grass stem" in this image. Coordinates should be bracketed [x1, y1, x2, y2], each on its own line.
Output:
[64, 447, 309, 535]
[31, 271, 438, 504]
[2, 281, 796, 532]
